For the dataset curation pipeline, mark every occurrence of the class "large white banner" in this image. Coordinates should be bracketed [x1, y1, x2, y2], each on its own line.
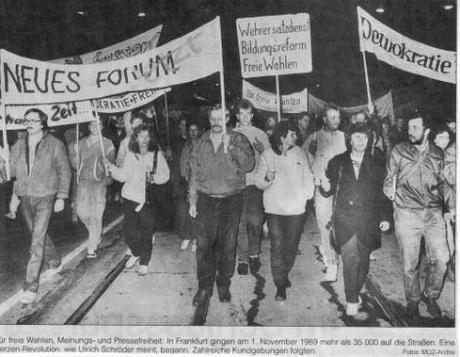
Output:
[54, 25, 168, 114]
[236, 13, 312, 78]
[4, 102, 95, 130]
[1, 17, 222, 105]
[52, 25, 163, 64]
[357, 7, 456, 84]
[242, 80, 308, 113]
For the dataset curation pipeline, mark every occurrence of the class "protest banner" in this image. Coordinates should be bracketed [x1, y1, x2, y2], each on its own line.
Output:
[0, 17, 223, 105]
[54, 25, 169, 113]
[242, 80, 308, 113]
[95, 88, 170, 113]
[308, 90, 394, 123]
[52, 25, 163, 64]
[236, 13, 312, 78]
[357, 7, 456, 84]
[3, 101, 95, 130]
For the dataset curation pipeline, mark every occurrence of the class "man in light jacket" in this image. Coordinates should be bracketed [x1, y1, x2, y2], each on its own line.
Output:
[10, 108, 71, 304]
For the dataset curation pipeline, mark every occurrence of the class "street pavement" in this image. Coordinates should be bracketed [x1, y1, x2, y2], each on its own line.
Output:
[0, 205, 455, 327]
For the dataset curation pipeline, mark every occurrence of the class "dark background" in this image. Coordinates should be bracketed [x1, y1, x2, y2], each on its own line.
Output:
[0, 0, 456, 118]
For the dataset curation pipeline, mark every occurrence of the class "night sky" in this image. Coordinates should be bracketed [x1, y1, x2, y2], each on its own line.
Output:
[0, 0, 456, 118]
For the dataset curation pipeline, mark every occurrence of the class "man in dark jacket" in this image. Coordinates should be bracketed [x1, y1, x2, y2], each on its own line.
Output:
[384, 113, 451, 319]
[10, 108, 71, 304]
[189, 104, 254, 306]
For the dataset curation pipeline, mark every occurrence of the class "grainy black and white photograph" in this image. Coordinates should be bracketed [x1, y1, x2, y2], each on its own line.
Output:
[0, 0, 456, 352]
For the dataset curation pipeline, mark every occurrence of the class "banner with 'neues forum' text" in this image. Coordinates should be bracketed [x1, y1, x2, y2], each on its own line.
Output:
[0, 17, 223, 105]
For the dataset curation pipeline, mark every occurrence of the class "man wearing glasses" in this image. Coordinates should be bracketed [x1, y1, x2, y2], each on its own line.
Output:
[10, 108, 71, 304]
[189, 104, 255, 306]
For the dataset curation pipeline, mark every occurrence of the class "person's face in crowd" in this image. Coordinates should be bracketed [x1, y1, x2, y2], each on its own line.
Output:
[25, 112, 44, 136]
[265, 128, 274, 138]
[351, 113, 366, 125]
[236, 107, 253, 127]
[447, 121, 456, 135]
[88, 121, 102, 136]
[350, 132, 369, 153]
[131, 118, 143, 129]
[396, 117, 405, 130]
[408, 117, 427, 145]
[434, 131, 450, 151]
[266, 116, 276, 127]
[281, 130, 297, 148]
[189, 124, 200, 141]
[209, 109, 229, 134]
[136, 130, 150, 150]
[179, 119, 187, 137]
[299, 115, 310, 130]
[324, 109, 341, 131]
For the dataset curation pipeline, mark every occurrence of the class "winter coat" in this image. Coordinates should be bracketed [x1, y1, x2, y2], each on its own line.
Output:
[325, 149, 392, 251]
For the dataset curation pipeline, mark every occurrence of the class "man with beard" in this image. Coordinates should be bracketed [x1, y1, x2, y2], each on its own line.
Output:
[189, 104, 254, 306]
[384, 113, 451, 319]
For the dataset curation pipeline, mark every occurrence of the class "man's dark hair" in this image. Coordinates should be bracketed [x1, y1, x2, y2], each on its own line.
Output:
[24, 108, 48, 129]
[270, 120, 300, 155]
[235, 99, 254, 114]
[208, 103, 229, 118]
[407, 110, 432, 130]
[128, 124, 157, 154]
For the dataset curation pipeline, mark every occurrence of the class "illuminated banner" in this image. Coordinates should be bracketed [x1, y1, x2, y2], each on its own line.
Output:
[3, 101, 95, 130]
[52, 25, 163, 64]
[236, 13, 312, 78]
[1, 17, 223, 105]
[242, 80, 308, 113]
[357, 7, 456, 84]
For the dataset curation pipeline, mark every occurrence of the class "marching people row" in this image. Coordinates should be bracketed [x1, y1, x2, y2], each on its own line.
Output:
[0, 98, 455, 322]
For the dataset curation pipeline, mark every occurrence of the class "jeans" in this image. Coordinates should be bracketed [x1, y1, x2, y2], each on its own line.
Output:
[21, 195, 61, 293]
[123, 199, 156, 265]
[237, 185, 264, 262]
[176, 180, 198, 240]
[196, 192, 242, 290]
[267, 213, 304, 288]
[76, 181, 107, 253]
[341, 234, 370, 303]
[394, 206, 449, 302]
[314, 186, 337, 266]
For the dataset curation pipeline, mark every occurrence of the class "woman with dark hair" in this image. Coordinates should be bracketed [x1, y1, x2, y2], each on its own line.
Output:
[254, 121, 314, 301]
[322, 123, 391, 319]
[106, 124, 170, 275]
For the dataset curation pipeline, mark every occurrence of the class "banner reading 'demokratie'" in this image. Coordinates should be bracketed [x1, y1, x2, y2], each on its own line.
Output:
[236, 13, 312, 78]
[242, 80, 308, 113]
[3, 101, 95, 130]
[357, 7, 456, 84]
[52, 25, 163, 64]
[1, 17, 222, 105]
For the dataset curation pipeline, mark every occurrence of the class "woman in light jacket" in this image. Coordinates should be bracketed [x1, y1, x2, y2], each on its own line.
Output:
[254, 120, 314, 301]
[106, 124, 169, 275]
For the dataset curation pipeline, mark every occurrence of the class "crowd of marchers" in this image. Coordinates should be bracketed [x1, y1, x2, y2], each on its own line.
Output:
[0, 98, 455, 322]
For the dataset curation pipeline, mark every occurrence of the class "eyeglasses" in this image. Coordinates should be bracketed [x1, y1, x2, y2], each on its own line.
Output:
[24, 119, 42, 124]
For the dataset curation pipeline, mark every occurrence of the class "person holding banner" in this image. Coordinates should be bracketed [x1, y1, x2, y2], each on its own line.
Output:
[302, 105, 346, 282]
[188, 104, 255, 306]
[72, 120, 115, 259]
[233, 99, 269, 275]
[10, 108, 71, 304]
[105, 124, 169, 275]
[383, 113, 451, 319]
